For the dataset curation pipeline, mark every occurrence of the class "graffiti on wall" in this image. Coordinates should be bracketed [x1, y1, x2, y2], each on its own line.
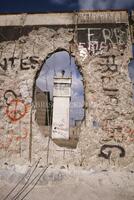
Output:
[100, 55, 119, 106]
[94, 54, 134, 144]
[101, 120, 134, 143]
[98, 144, 125, 159]
[100, 55, 118, 73]
[0, 88, 30, 152]
[78, 26, 127, 60]
[0, 56, 41, 71]
[6, 99, 28, 122]
[0, 127, 29, 152]
[0, 90, 30, 153]
[4, 90, 29, 122]
[4, 90, 17, 105]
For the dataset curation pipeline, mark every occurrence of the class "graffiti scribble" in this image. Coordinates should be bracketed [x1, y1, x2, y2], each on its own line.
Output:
[0, 128, 29, 150]
[4, 90, 17, 105]
[6, 99, 27, 122]
[98, 144, 125, 159]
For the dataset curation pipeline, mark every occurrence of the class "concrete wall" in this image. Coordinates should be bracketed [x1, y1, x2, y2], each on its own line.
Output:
[0, 11, 134, 169]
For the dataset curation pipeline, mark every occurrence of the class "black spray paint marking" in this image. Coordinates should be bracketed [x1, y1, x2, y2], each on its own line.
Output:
[98, 144, 125, 159]
[4, 90, 17, 105]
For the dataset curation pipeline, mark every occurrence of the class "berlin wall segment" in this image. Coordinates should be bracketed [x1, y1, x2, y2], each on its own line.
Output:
[0, 11, 134, 168]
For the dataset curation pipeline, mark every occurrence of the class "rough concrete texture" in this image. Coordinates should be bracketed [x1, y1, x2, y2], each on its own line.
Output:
[0, 11, 134, 169]
[0, 166, 134, 200]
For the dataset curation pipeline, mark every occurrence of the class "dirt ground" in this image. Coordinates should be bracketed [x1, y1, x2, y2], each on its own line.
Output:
[0, 167, 134, 200]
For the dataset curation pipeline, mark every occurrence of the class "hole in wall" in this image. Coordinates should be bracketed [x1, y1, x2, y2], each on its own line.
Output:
[128, 59, 134, 82]
[128, 45, 134, 100]
[34, 50, 85, 148]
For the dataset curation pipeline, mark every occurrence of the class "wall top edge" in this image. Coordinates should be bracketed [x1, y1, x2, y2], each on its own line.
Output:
[0, 11, 129, 26]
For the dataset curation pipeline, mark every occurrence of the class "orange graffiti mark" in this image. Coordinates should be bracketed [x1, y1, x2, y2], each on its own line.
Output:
[6, 99, 27, 122]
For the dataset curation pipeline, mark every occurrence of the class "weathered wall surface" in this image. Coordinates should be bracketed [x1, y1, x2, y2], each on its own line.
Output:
[0, 11, 134, 169]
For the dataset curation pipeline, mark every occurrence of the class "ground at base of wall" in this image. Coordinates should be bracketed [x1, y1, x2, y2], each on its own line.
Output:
[0, 167, 134, 200]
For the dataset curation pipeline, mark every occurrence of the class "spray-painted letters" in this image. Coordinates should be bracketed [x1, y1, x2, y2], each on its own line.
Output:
[78, 26, 127, 58]
[0, 56, 41, 71]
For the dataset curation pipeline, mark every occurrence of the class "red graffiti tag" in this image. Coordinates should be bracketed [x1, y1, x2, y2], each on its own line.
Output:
[123, 126, 134, 142]
[6, 99, 27, 122]
[14, 128, 29, 141]
[0, 128, 29, 150]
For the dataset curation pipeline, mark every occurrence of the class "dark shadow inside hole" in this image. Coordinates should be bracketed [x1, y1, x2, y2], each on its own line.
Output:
[35, 50, 84, 148]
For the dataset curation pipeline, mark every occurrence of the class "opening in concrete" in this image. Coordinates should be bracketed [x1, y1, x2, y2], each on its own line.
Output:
[128, 44, 134, 99]
[35, 50, 84, 148]
[128, 57, 134, 100]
